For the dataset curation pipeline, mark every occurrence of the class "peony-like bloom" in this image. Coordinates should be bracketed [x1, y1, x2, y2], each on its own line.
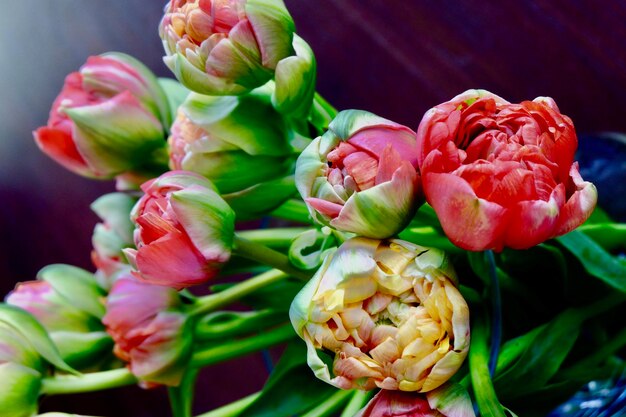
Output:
[125, 171, 235, 289]
[296, 110, 422, 238]
[102, 276, 192, 386]
[160, 0, 295, 95]
[91, 193, 138, 289]
[33, 53, 170, 180]
[356, 383, 475, 417]
[290, 238, 470, 392]
[168, 89, 296, 217]
[416, 90, 597, 251]
[6, 265, 112, 369]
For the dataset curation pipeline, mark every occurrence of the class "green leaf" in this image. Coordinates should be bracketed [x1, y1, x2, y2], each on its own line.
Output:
[578, 223, 626, 251]
[493, 309, 582, 400]
[240, 341, 337, 417]
[557, 230, 626, 293]
[0, 304, 78, 374]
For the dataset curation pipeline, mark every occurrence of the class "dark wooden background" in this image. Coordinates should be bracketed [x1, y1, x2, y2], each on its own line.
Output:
[1, 1, 625, 415]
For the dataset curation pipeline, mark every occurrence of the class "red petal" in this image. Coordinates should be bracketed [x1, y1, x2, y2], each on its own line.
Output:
[33, 126, 94, 177]
[555, 163, 597, 236]
[375, 144, 403, 185]
[424, 172, 509, 251]
[343, 151, 378, 190]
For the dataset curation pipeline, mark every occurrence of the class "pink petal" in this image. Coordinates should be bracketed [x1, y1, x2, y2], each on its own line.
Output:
[134, 231, 211, 289]
[555, 163, 598, 236]
[349, 126, 418, 166]
[343, 151, 378, 190]
[375, 144, 403, 185]
[424, 172, 509, 251]
[33, 126, 94, 177]
[306, 197, 343, 219]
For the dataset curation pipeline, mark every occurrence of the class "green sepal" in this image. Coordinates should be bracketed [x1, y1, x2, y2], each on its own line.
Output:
[272, 35, 316, 119]
[51, 331, 113, 370]
[0, 362, 41, 417]
[37, 265, 106, 319]
[223, 176, 297, 220]
[0, 304, 77, 375]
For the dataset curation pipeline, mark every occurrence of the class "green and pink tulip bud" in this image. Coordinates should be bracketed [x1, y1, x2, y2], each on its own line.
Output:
[290, 238, 470, 392]
[5, 265, 112, 369]
[168, 88, 296, 218]
[296, 110, 422, 238]
[91, 193, 137, 289]
[0, 304, 76, 417]
[125, 171, 235, 289]
[416, 89, 597, 251]
[102, 276, 192, 386]
[33, 53, 171, 180]
[159, 0, 295, 95]
[355, 383, 475, 417]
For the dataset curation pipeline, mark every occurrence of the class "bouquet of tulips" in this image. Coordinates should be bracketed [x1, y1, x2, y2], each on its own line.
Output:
[3, 1, 625, 416]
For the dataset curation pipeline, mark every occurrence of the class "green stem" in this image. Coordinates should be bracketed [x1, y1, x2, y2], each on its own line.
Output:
[189, 269, 289, 317]
[191, 324, 295, 368]
[233, 235, 312, 281]
[339, 390, 372, 417]
[195, 392, 261, 417]
[41, 368, 137, 395]
[469, 308, 506, 417]
[236, 228, 309, 247]
[269, 199, 312, 224]
[195, 310, 284, 341]
[301, 389, 353, 417]
[169, 368, 199, 417]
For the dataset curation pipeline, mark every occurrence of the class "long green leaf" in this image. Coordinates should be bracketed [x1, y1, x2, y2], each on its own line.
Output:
[557, 230, 626, 293]
[240, 341, 337, 417]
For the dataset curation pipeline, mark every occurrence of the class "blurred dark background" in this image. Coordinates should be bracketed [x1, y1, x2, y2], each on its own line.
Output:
[1, 1, 625, 415]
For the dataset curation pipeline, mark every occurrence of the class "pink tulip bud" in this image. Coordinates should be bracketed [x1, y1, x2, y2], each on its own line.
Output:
[416, 90, 597, 251]
[125, 171, 235, 289]
[102, 276, 192, 386]
[33, 53, 170, 180]
[160, 0, 295, 95]
[297, 110, 422, 238]
[356, 384, 475, 417]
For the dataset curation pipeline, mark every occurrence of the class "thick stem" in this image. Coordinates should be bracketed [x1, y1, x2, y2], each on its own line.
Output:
[301, 389, 353, 417]
[41, 368, 137, 395]
[233, 235, 311, 281]
[195, 392, 260, 417]
[469, 308, 506, 417]
[190, 324, 295, 368]
[269, 199, 312, 224]
[236, 228, 309, 247]
[189, 269, 289, 317]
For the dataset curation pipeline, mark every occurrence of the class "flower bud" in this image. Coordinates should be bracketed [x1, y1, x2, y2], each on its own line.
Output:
[296, 110, 422, 238]
[125, 171, 235, 289]
[168, 88, 296, 217]
[159, 0, 295, 95]
[33, 53, 170, 179]
[91, 193, 137, 289]
[416, 89, 597, 251]
[5, 265, 112, 369]
[356, 383, 475, 417]
[0, 314, 45, 417]
[102, 277, 192, 386]
[290, 238, 470, 392]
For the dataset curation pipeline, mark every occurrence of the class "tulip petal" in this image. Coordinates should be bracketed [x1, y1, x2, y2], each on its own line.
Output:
[134, 230, 210, 289]
[169, 186, 235, 262]
[245, 0, 295, 69]
[555, 163, 598, 236]
[423, 172, 509, 251]
[33, 127, 95, 178]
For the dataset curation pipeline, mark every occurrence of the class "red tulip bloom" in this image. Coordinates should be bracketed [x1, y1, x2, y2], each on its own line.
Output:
[416, 90, 597, 251]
